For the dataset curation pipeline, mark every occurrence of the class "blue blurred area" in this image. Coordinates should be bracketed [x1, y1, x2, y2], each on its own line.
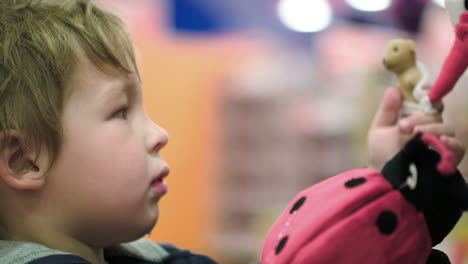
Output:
[169, 0, 429, 38]
[168, 0, 320, 48]
[170, 0, 229, 33]
[391, 0, 428, 34]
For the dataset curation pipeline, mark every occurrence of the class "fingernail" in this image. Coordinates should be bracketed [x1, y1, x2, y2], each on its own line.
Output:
[414, 126, 425, 133]
[399, 120, 411, 132]
[441, 135, 450, 144]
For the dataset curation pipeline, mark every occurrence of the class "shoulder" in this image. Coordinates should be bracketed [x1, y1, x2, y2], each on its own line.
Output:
[159, 243, 218, 264]
[105, 239, 218, 264]
[0, 239, 218, 264]
[0, 240, 90, 264]
[24, 255, 90, 264]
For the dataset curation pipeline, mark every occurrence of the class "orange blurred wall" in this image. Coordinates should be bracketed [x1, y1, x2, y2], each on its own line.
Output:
[137, 11, 263, 263]
[137, 35, 251, 254]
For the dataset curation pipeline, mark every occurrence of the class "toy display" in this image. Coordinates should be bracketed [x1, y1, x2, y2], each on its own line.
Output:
[260, 1, 468, 263]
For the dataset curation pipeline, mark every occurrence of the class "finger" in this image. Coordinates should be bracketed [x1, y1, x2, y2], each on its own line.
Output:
[414, 124, 455, 137]
[441, 136, 466, 165]
[372, 86, 402, 128]
[398, 133, 414, 149]
[398, 112, 443, 133]
[441, 137, 465, 154]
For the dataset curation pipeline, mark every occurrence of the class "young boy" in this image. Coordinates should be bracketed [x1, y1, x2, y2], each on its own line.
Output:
[0, 1, 464, 264]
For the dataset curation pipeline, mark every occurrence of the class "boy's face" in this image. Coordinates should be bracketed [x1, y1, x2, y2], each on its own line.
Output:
[43, 53, 169, 247]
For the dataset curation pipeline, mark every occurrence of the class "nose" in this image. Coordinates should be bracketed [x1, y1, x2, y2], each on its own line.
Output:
[146, 117, 169, 154]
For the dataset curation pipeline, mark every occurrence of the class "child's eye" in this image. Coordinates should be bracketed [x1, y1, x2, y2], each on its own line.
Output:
[113, 106, 129, 120]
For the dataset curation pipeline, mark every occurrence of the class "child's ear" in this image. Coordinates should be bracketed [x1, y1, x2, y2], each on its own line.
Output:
[0, 131, 48, 190]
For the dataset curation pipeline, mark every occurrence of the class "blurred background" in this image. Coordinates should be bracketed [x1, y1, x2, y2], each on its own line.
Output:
[96, 0, 468, 263]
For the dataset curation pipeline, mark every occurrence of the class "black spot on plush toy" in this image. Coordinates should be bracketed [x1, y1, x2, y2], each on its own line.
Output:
[261, 133, 468, 264]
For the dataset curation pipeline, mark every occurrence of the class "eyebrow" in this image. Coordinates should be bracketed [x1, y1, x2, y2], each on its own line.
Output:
[101, 79, 138, 103]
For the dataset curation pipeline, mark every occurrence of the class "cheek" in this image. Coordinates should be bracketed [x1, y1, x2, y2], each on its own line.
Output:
[79, 135, 147, 194]
[50, 125, 150, 208]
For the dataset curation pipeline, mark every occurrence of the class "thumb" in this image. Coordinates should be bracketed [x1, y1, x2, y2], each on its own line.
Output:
[371, 86, 402, 128]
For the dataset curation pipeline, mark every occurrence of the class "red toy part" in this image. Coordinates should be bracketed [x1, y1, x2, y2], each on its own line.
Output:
[420, 133, 456, 175]
[429, 12, 468, 103]
[261, 168, 431, 264]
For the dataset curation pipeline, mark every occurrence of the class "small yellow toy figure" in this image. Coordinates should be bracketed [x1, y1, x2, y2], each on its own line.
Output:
[382, 39, 441, 115]
[383, 39, 422, 103]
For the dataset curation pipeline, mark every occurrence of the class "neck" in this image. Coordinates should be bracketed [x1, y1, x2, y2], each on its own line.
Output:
[0, 219, 107, 264]
[0, 186, 108, 264]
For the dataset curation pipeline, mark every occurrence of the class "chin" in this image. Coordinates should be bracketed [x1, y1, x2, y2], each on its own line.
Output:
[108, 214, 161, 245]
[134, 214, 160, 240]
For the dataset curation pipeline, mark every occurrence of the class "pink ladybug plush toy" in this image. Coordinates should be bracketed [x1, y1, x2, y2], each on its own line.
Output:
[261, 134, 468, 264]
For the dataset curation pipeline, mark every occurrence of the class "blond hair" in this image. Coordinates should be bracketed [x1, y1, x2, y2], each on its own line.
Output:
[0, 0, 137, 173]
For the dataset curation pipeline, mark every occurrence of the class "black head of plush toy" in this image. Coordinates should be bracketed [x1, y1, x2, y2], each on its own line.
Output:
[382, 133, 468, 247]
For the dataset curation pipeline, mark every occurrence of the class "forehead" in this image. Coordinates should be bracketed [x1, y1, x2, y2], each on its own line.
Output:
[65, 48, 140, 101]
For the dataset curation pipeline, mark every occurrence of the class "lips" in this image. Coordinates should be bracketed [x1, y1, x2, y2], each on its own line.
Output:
[151, 167, 169, 195]
[153, 167, 170, 182]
